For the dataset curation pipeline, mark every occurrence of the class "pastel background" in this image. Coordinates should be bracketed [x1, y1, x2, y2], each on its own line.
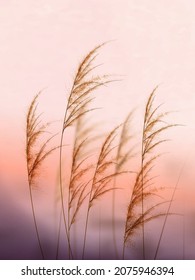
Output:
[1, 0, 195, 259]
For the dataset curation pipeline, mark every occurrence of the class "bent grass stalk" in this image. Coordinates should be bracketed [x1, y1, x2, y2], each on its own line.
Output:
[57, 43, 113, 259]
[26, 92, 57, 259]
[82, 124, 131, 259]
[112, 111, 135, 258]
[67, 102, 100, 258]
[123, 87, 175, 259]
[154, 162, 185, 259]
[67, 108, 87, 257]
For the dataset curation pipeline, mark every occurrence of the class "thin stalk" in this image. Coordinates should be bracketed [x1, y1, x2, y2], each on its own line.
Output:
[141, 120, 146, 260]
[82, 163, 99, 259]
[27, 173, 45, 259]
[122, 217, 128, 259]
[183, 203, 185, 260]
[67, 126, 78, 259]
[82, 126, 120, 259]
[183, 178, 186, 260]
[154, 162, 185, 259]
[99, 206, 102, 259]
[56, 89, 74, 259]
[122, 178, 136, 260]
[57, 110, 73, 259]
[55, 210, 62, 259]
[112, 175, 119, 258]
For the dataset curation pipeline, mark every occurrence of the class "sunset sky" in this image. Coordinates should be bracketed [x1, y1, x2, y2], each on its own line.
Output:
[1, 0, 195, 259]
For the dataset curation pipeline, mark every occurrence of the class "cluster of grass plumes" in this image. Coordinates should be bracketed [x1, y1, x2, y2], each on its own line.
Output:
[57, 43, 119, 259]
[123, 88, 176, 259]
[24, 44, 180, 260]
[58, 44, 101, 244]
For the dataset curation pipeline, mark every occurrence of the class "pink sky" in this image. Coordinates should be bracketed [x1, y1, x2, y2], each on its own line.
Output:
[1, 0, 195, 183]
[1, 0, 195, 259]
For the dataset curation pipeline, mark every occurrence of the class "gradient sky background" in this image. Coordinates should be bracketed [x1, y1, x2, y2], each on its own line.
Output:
[1, 0, 195, 259]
